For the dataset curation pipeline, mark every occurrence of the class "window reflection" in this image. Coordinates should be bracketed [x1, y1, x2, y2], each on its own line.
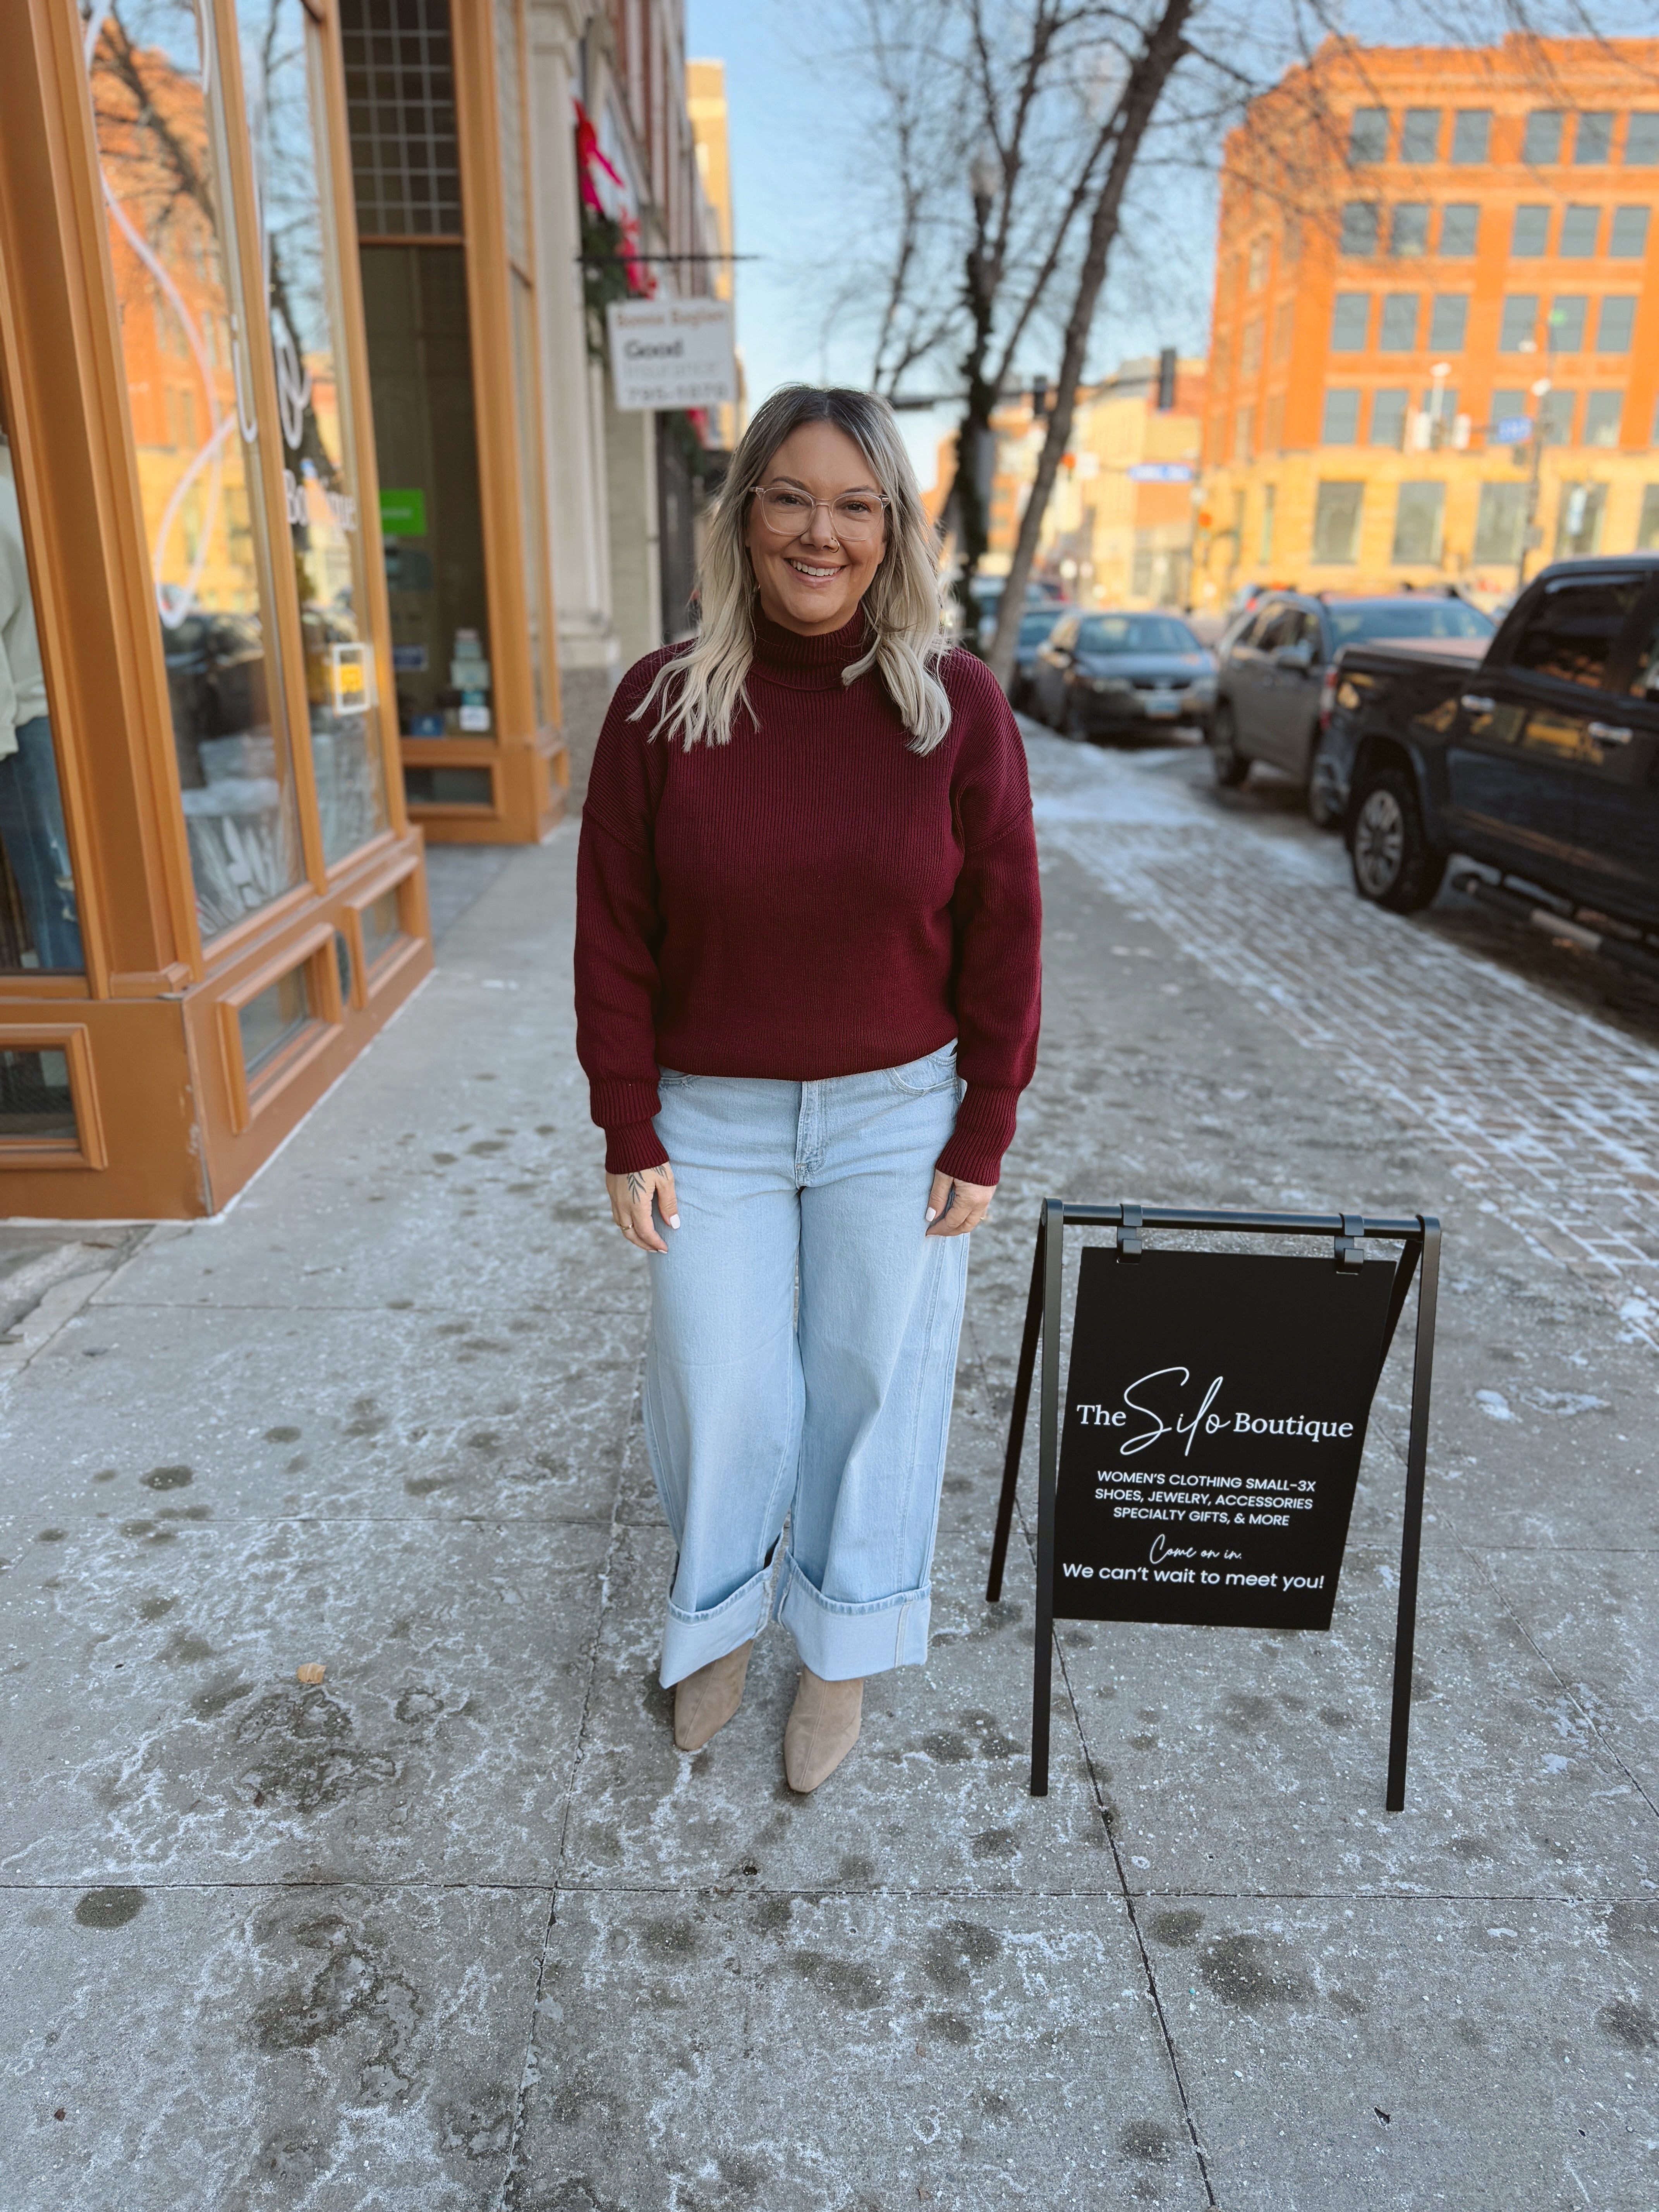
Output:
[237, 0, 389, 865]
[84, 0, 304, 938]
[0, 397, 82, 973]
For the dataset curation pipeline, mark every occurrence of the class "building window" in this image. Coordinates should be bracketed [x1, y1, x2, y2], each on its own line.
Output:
[1247, 237, 1269, 290]
[1499, 294, 1539, 351]
[1371, 389, 1409, 447]
[1348, 108, 1389, 165]
[1312, 482, 1364, 564]
[341, 0, 462, 235]
[1424, 383, 1460, 438]
[1392, 482, 1445, 564]
[1583, 391, 1624, 447]
[1575, 113, 1614, 165]
[1400, 108, 1441, 163]
[1321, 389, 1362, 444]
[1379, 294, 1420, 350]
[1428, 294, 1469, 350]
[1555, 482, 1606, 556]
[1523, 112, 1563, 165]
[1628, 115, 1659, 165]
[1259, 484, 1276, 563]
[1539, 389, 1576, 446]
[1611, 206, 1652, 257]
[1637, 485, 1659, 550]
[1391, 203, 1429, 256]
[1241, 317, 1264, 376]
[1272, 301, 1296, 362]
[1597, 296, 1637, 352]
[1511, 205, 1550, 255]
[1439, 204, 1480, 256]
[1264, 392, 1285, 450]
[1236, 407, 1255, 464]
[1549, 295, 1588, 350]
[88, 6, 305, 941]
[1450, 111, 1491, 164]
[1340, 203, 1381, 256]
[1331, 293, 1370, 350]
[1474, 481, 1528, 562]
[1490, 388, 1529, 431]
[1560, 205, 1601, 257]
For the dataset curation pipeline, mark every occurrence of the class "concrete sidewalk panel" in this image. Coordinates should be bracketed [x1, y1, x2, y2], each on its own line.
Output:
[0, 1513, 604, 1884]
[510, 1888, 1207, 2211]
[1051, 1538, 1658, 1901]
[0, 1300, 642, 1528]
[558, 1522, 1118, 1896]
[1158, 1895, 1657, 2211]
[0, 1879, 547, 2212]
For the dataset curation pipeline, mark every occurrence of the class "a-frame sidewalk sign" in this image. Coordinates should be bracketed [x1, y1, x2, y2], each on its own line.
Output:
[986, 1202, 1441, 1807]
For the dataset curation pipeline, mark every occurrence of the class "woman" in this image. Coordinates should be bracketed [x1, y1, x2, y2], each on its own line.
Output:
[574, 385, 1041, 1793]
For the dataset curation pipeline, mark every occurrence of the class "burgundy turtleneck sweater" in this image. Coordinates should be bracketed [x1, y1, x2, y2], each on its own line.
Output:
[574, 610, 1042, 1187]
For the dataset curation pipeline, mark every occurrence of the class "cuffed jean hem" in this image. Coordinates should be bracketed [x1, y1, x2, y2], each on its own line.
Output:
[773, 1554, 933, 1680]
[659, 1559, 775, 1690]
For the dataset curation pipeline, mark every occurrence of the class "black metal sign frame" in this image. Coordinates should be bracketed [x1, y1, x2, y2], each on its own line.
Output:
[986, 1202, 1441, 1807]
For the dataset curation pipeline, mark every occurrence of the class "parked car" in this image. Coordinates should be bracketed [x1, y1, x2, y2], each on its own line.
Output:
[1008, 605, 1066, 709]
[974, 576, 1067, 652]
[1320, 556, 1659, 931]
[1211, 592, 1495, 823]
[1029, 611, 1216, 742]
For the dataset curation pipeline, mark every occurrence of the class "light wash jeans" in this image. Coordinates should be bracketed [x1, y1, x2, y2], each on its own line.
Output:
[644, 1043, 970, 1688]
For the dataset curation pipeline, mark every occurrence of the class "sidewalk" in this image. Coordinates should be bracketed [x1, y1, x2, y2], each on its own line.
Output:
[3, 738, 1656, 2210]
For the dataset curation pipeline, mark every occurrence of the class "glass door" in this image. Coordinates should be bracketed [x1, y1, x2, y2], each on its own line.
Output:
[235, 0, 390, 867]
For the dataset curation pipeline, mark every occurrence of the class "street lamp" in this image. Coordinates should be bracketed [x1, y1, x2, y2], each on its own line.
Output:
[956, 143, 1004, 640]
[1429, 360, 1450, 449]
[970, 145, 1002, 224]
[1517, 373, 1553, 593]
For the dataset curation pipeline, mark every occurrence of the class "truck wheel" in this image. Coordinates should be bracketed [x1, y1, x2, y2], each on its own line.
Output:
[1350, 768, 1446, 913]
[1210, 704, 1249, 788]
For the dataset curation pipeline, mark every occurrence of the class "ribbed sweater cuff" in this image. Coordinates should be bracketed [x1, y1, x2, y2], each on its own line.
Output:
[935, 1084, 1020, 1187]
[604, 1120, 670, 1175]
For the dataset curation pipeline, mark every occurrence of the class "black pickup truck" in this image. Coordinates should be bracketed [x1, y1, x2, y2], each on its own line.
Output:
[1321, 558, 1659, 962]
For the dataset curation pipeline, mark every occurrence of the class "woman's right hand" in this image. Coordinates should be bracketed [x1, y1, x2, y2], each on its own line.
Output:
[606, 1164, 680, 1254]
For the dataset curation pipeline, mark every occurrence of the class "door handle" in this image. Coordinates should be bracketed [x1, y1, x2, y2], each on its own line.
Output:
[1587, 721, 1633, 746]
[1460, 693, 1496, 714]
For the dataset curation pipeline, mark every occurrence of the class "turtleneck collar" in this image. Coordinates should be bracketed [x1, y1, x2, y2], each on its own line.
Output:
[751, 606, 870, 690]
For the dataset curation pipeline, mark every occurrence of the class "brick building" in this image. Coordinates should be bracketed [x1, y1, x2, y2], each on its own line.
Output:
[1196, 36, 1659, 611]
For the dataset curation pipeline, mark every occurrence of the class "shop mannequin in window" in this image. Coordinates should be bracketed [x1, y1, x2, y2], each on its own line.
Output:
[0, 428, 81, 971]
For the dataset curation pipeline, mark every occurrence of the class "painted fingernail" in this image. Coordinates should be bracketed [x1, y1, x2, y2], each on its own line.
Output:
[668, 1214, 681, 1229]
[925, 1208, 937, 1223]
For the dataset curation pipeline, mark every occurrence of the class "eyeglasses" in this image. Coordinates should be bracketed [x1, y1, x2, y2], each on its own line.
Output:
[751, 482, 890, 543]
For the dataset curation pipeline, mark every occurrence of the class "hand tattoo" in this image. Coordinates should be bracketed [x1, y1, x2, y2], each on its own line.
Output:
[626, 1171, 650, 1204]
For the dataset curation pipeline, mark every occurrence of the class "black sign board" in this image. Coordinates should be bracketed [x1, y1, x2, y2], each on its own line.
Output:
[986, 1203, 1440, 1810]
[1054, 1248, 1395, 1632]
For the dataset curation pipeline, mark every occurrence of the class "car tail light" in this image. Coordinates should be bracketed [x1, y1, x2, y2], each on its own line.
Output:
[1318, 667, 1338, 734]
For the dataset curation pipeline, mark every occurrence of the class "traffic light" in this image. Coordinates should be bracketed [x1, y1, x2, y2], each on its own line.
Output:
[1156, 347, 1176, 410]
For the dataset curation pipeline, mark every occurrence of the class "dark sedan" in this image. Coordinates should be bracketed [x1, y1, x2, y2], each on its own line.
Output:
[1029, 611, 1216, 742]
[1008, 605, 1066, 709]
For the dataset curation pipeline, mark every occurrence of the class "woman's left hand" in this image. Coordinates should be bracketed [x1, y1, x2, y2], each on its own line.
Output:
[926, 1170, 995, 1237]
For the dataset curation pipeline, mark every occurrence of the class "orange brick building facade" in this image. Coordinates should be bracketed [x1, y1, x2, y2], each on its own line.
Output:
[1197, 36, 1659, 608]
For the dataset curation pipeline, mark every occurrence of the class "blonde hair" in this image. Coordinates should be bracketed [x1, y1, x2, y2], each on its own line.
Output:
[631, 384, 953, 754]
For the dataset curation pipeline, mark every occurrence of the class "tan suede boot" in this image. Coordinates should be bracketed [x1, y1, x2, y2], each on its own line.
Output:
[783, 1667, 863, 1793]
[672, 1640, 754, 1753]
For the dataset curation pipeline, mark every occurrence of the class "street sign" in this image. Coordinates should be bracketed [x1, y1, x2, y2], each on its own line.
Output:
[1052, 1248, 1395, 1630]
[1128, 461, 1194, 482]
[987, 1201, 1440, 1807]
[1493, 415, 1534, 445]
[608, 298, 737, 412]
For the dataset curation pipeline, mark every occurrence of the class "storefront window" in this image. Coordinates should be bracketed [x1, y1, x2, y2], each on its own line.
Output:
[236, 0, 389, 866]
[84, 0, 304, 940]
[0, 388, 83, 973]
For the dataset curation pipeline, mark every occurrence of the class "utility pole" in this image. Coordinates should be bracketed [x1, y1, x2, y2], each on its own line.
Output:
[1516, 316, 1561, 594]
